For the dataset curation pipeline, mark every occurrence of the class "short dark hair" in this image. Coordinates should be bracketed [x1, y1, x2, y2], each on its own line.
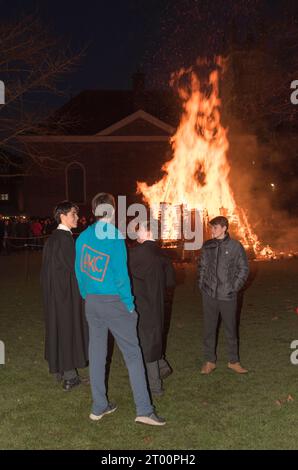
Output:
[92, 192, 115, 220]
[209, 216, 229, 230]
[53, 201, 78, 224]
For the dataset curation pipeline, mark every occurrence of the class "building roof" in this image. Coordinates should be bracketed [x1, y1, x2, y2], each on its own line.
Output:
[45, 86, 181, 136]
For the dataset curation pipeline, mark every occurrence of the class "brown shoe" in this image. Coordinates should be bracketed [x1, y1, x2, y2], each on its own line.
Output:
[201, 362, 216, 375]
[228, 362, 248, 374]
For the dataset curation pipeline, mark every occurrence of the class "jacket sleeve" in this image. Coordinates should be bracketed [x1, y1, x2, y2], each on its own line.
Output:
[111, 239, 135, 312]
[197, 246, 207, 289]
[233, 244, 249, 292]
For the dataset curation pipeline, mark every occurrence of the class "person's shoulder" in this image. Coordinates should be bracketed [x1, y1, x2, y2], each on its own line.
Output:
[76, 225, 92, 241]
[114, 225, 125, 240]
[93, 221, 122, 240]
[139, 241, 160, 258]
[229, 237, 245, 251]
[129, 241, 143, 252]
[131, 242, 157, 263]
[44, 229, 60, 248]
[49, 229, 60, 240]
[54, 229, 72, 239]
[202, 238, 216, 248]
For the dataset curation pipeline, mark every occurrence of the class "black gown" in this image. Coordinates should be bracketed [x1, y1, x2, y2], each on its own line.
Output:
[40, 229, 88, 374]
[129, 241, 175, 363]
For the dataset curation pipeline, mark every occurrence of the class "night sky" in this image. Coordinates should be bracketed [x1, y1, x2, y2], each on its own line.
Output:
[1, 1, 292, 89]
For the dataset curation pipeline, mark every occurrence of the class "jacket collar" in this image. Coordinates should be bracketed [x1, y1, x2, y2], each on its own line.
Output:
[205, 232, 230, 248]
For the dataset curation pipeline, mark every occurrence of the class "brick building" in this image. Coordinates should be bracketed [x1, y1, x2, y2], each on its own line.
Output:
[18, 74, 180, 216]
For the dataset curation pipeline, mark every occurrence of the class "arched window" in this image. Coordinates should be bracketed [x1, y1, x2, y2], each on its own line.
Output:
[65, 162, 86, 204]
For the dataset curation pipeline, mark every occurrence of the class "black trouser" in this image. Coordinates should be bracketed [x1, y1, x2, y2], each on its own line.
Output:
[202, 292, 239, 363]
[55, 369, 77, 382]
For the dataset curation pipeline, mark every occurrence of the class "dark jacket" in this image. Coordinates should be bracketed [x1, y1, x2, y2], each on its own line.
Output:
[198, 233, 249, 301]
[129, 241, 175, 362]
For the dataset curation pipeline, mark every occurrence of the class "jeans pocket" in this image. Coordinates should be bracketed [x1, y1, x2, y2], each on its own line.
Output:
[118, 301, 132, 315]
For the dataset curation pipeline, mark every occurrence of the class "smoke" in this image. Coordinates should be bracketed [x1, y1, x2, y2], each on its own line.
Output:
[226, 118, 298, 251]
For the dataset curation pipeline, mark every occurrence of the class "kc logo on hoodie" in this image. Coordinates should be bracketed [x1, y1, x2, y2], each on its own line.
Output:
[80, 244, 110, 282]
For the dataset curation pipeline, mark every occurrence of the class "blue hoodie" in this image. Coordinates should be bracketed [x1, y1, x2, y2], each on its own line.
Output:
[75, 221, 134, 312]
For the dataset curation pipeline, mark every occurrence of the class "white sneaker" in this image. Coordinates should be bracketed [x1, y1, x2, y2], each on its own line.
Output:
[89, 403, 117, 421]
[135, 412, 166, 426]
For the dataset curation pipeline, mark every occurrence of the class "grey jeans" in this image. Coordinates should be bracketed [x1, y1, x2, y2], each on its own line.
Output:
[85, 294, 153, 416]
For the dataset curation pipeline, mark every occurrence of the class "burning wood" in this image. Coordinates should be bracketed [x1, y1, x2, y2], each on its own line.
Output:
[137, 58, 280, 260]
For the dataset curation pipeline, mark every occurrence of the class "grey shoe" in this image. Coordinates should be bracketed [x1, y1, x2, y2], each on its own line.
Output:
[89, 403, 117, 421]
[135, 412, 166, 426]
[63, 376, 81, 391]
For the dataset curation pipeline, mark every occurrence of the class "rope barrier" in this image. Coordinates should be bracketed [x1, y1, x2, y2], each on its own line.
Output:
[1, 233, 80, 250]
[4, 235, 50, 240]
[1, 235, 49, 250]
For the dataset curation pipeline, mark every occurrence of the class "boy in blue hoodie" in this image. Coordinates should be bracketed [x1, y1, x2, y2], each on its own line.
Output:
[75, 193, 165, 426]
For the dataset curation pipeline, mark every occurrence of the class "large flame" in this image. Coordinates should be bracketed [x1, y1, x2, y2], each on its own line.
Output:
[137, 59, 268, 254]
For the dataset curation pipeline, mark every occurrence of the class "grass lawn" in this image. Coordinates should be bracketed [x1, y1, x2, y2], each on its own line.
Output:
[0, 251, 298, 450]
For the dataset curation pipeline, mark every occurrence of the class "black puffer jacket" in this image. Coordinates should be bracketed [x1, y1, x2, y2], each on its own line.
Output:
[198, 233, 249, 301]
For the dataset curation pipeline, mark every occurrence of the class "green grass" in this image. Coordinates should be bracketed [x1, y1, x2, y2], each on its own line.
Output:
[0, 252, 298, 449]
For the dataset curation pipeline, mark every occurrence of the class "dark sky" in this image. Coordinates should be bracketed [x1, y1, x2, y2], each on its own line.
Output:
[0, 0, 295, 102]
[1, 0, 169, 92]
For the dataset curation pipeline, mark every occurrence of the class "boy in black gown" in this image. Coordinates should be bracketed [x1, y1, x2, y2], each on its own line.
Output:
[41, 201, 88, 391]
[129, 221, 175, 397]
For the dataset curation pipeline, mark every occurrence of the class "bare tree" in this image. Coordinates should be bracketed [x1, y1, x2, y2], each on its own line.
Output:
[223, 10, 298, 133]
[0, 14, 84, 177]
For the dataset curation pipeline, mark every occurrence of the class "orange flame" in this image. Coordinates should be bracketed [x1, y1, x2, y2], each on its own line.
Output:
[137, 59, 271, 256]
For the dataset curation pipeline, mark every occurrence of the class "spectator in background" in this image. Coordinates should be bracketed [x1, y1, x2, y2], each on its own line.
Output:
[77, 216, 88, 233]
[31, 218, 43, 249]
[88, 215, 95, 226]
[16, 218, 29, 248]
[2, 219, 12, 255]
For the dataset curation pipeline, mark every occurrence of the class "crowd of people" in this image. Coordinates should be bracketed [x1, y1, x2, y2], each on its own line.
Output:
[0, 214, 95, 254]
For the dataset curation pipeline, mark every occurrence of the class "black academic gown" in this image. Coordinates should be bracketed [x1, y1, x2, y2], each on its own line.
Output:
[40, 229, 88, 374]
[129, 241, 175, 363]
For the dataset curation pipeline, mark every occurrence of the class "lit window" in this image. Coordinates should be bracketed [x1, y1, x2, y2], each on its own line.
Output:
[0, 193, 9, 200]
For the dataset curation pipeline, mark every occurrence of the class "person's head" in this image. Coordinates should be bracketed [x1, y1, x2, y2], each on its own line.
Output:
[137, 220, 155, 243]
[92, 193, 115, 222]
[53, 201, 79, 229]
[209, 216, 229, 240]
